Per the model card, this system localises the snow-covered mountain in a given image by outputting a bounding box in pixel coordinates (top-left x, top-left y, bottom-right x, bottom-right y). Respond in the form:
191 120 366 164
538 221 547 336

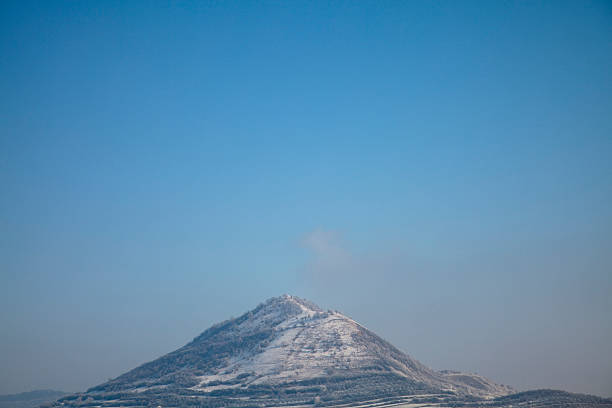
53 296 611 408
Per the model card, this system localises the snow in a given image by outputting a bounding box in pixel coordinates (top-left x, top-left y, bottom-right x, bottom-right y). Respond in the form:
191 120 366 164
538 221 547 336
191 297 375 391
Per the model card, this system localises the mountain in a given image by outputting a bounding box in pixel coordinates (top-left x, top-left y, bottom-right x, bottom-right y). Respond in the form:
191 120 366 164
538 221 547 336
53 295 611 408
0 390 66 408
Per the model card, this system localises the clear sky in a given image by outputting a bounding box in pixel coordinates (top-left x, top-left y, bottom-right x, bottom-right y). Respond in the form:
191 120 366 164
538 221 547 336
1 0 611 398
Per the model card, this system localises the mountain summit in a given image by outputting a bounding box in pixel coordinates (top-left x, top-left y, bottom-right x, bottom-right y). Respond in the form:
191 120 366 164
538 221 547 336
53 296 611 408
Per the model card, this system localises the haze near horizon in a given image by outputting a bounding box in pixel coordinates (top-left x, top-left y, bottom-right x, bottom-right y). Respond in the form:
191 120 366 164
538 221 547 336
1 0 611 399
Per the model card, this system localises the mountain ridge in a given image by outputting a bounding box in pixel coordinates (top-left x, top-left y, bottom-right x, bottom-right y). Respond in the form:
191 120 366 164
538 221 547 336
0 390 67 408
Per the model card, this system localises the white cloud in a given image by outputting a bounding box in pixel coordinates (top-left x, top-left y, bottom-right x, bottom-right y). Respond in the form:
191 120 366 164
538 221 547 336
301 229 353 277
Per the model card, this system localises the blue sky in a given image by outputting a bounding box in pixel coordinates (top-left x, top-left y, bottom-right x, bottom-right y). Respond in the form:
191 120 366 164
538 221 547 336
1 0 611 398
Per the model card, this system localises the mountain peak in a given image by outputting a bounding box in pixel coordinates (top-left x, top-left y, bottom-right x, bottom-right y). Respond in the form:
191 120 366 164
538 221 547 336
261 294 324 315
